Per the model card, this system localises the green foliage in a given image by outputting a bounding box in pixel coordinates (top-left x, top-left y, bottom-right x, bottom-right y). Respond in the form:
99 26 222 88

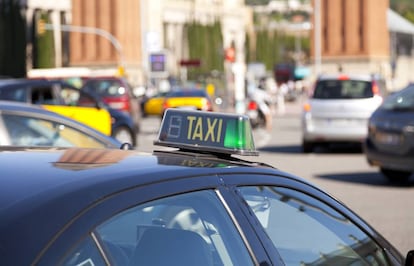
34 12 55 68
390 0 414 23
185 20 223 80
405 12 414 24
245 0 270 5
0 0 26 78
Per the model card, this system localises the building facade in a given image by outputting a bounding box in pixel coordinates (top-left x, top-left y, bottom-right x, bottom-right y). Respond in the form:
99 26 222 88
311 0 391 80
25 0 72 70
67 0 251 88
70 0 143 84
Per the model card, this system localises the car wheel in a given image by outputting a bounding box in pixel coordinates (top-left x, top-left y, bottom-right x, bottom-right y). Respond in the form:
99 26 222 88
380 168 412 184
302 140 314 153
113 126 135 146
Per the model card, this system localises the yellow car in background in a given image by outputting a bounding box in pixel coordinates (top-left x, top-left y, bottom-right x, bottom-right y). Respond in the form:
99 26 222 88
42 105 111 135
142 91 168 117
161 88 214 117
0 79 112 135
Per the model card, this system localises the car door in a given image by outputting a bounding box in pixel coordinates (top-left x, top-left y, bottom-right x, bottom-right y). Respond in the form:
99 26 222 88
38 83 112 136
35 174 271 266
220 173 404 266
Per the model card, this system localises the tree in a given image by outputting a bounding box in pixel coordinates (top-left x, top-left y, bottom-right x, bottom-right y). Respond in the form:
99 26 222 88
390 0 414 23
0 0 26 78
246 28 309 72
34 12 55 68
185 20 223 80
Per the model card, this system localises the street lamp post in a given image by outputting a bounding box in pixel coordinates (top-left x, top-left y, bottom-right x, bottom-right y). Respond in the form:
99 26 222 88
44 23 125 70
314 0 321 76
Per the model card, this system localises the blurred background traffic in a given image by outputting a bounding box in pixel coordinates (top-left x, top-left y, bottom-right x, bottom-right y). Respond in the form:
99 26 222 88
0 0 414 147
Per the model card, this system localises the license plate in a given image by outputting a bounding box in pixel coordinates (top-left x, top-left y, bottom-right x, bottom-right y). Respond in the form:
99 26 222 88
375 132 401 145
324 118 358 126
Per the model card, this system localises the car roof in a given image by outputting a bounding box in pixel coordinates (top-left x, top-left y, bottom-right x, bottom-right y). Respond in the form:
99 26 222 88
82 76 128 83
0 147 280 214
0 149 295 223
0 145 313 264
167 88 209 96
0 78 73 88
317 73 381 82
0 109 322 264
0 99 63 114
0 146 301 223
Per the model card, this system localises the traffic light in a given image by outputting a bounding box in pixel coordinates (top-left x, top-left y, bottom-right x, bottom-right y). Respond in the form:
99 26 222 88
37 19 46 35
117 66 126 77
225 47 235 63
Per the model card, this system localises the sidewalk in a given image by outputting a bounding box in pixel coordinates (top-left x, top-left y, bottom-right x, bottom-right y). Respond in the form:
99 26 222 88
272 95 305 118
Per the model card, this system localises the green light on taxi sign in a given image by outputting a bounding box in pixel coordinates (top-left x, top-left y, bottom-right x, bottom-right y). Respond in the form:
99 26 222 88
154 109 259 156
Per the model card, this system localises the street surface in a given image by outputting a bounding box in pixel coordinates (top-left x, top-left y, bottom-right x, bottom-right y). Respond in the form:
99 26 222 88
137 98 414 256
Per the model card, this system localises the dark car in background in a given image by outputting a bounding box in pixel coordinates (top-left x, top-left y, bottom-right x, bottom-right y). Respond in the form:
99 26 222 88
81 77 141 135
364 83 414 183
161 88 214 117
0 78 138 146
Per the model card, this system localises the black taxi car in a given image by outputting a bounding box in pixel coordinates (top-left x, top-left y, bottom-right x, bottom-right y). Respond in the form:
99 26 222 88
0 109 411 265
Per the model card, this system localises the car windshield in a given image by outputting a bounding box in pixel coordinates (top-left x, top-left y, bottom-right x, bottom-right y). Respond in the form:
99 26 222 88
313 79 372 99
381 85 414 111
83 79 127 97
167 89 208 98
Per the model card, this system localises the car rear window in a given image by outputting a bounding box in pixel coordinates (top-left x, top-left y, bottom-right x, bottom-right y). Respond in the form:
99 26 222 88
313 79 372 99
83 79 126 97
167 89 208 97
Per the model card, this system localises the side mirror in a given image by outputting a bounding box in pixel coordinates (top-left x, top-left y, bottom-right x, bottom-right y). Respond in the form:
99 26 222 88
406 250 414 266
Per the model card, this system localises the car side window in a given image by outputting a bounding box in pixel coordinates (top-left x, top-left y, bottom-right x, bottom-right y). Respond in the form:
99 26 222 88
0 86 27 102
62 190 254 266
60 86 81 106
2 113 108 148
238 186 389 266
60 237 106 266
31 86 56 104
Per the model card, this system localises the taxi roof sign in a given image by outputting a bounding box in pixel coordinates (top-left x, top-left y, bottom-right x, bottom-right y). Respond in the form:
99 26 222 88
154 109 259 156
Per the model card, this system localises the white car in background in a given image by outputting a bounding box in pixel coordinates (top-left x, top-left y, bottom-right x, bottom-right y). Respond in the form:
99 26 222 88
301 73 387 153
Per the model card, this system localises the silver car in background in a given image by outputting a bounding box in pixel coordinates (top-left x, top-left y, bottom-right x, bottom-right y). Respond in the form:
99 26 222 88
301 73 386 153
